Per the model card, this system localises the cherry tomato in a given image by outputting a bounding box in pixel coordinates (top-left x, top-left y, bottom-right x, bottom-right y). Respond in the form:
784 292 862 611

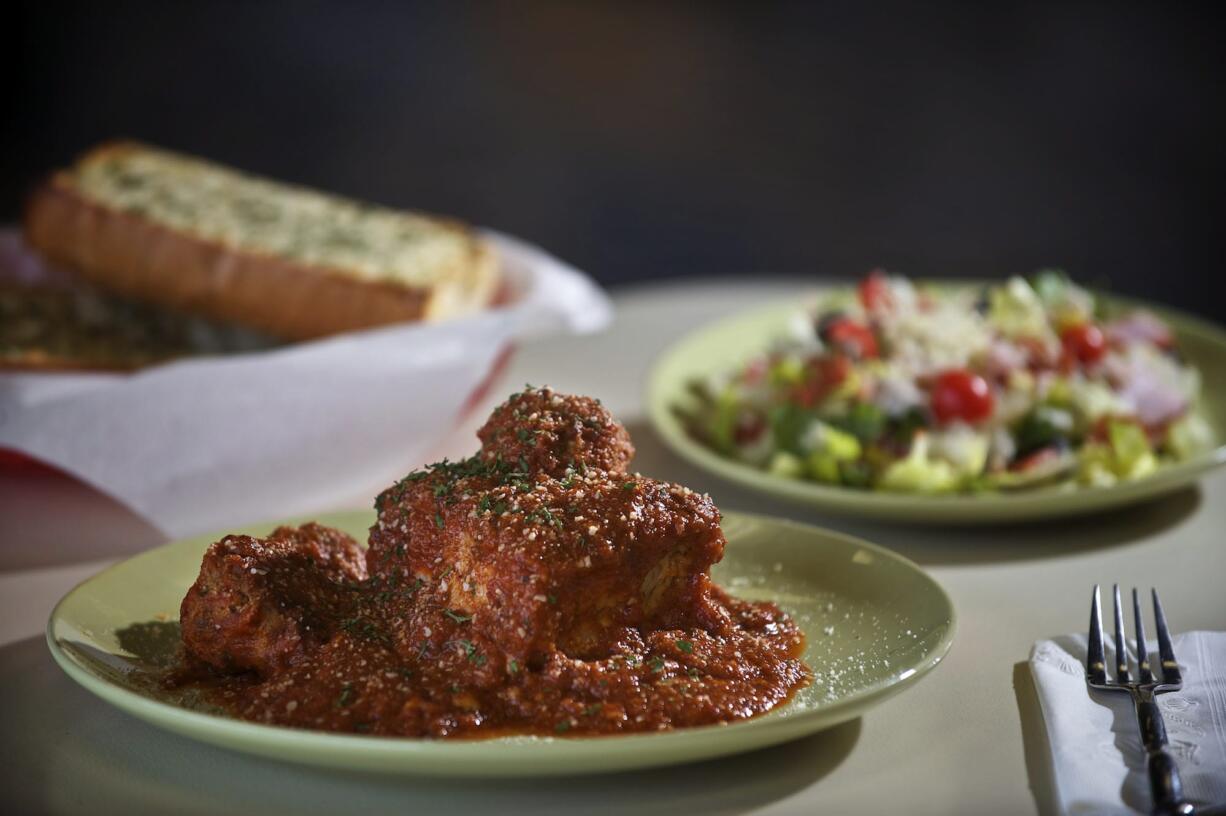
1009 446 1062 473
824 317 879 359
733 412 767 445
792 355 851 407
858 269 893 311
742 357 768 385
1060 322 1107 366
930 369 995 425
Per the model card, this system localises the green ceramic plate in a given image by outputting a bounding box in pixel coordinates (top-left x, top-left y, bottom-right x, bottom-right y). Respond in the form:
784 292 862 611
648 293 1226 524
47 510 953 777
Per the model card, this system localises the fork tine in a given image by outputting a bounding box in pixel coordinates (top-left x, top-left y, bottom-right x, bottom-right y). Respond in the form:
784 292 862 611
1152 588 1182 686
1113 584 1130 683
1087 584 1107 684
1132 588 1152 683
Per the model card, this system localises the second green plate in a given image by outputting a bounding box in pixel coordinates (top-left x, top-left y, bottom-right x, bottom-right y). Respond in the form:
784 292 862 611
647 294 1226 524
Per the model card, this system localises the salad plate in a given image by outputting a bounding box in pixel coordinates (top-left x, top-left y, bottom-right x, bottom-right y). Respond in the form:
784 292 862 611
648 277 1226 523
47 509 954 776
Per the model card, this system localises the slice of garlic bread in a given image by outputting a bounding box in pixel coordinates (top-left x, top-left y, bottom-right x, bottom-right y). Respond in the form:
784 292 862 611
23 142 499 340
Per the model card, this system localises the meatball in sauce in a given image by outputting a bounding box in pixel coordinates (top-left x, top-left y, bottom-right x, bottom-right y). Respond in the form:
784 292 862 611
174 387 809 737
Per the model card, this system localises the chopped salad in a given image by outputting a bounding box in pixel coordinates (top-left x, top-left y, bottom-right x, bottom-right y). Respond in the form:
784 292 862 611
679 271 1213 494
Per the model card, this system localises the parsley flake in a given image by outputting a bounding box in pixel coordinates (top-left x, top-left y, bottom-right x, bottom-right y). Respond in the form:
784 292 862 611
450 639 485 665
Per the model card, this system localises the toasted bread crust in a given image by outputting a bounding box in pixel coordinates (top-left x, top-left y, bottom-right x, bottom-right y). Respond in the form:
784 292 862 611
22 144 499 341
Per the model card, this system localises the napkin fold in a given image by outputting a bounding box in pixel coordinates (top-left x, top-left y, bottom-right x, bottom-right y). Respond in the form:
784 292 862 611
0 229 611 539
1029 631 1226 815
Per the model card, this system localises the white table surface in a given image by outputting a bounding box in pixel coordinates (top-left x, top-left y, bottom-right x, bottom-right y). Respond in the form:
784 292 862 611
3 280 1225 816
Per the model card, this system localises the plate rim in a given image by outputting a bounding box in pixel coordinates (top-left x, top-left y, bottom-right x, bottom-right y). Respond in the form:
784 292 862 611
645 289 1226 523
46 508 956 777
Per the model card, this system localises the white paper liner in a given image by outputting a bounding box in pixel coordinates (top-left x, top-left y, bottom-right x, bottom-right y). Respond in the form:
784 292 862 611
0 229 611 537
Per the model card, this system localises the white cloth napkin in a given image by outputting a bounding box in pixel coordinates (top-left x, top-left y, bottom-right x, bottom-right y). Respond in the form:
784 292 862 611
1030 631 1226 815
0 229 611 538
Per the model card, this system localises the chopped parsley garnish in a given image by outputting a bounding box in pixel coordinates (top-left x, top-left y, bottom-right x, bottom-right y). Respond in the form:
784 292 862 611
622 481 636 490
444 609 472 624
524 506 565 529
434 512 445 529
450 638 485 665
675 639 694 654
554 720 572 734
380 450 549 510
335 683 355 708
507 658 520 675
340 616 391 646
648 656 666 673
547 594 557 605
513 383 537 397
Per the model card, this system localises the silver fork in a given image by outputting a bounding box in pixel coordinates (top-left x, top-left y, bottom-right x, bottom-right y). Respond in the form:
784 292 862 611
1087 584 1193 816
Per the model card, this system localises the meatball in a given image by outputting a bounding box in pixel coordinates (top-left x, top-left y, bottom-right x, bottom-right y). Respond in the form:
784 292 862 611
369 388 719 664
476 386 634 476
180 523 366 676
370 466 725 664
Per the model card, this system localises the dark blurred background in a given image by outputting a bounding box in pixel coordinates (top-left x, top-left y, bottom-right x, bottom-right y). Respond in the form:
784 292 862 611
8 1 1225 319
